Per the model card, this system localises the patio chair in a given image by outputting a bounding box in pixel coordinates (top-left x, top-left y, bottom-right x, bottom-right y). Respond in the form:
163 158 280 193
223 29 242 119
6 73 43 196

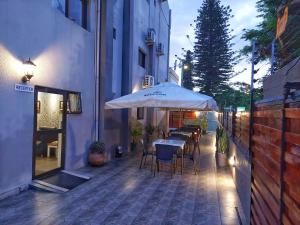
167 134 197 174
191 130 201 174
139 139 154 171
154 144 179 178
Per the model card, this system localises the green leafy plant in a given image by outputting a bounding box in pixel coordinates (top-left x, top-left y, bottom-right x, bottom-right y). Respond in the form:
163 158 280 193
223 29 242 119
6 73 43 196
200 117 208 134
216 127 228 154
89 141 106 154
130 118 143 145
145 124 156 136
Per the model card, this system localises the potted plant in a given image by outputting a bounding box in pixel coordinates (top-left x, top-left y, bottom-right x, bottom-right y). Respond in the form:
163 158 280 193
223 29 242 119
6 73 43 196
200 116 208 134
88 141 106 166
130 118 143 151
145 124 156 143
216 126 228 167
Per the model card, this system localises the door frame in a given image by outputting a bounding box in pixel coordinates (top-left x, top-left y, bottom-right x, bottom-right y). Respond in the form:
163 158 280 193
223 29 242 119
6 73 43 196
32 86 68 179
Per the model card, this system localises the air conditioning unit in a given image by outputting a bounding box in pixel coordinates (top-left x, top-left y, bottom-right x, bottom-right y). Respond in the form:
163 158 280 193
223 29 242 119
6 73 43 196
143 75 154 88
145 28 156 46
156 43 165 56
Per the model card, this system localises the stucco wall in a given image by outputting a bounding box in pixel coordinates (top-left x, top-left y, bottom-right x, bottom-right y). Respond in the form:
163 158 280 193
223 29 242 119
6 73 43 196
0 0 95 195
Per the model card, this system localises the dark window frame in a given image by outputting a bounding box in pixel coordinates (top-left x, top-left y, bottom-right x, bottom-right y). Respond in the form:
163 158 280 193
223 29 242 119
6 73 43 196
137 108 144 120
113 28 117 39
67 91 82 114
64 0 89 30
138 48 146 68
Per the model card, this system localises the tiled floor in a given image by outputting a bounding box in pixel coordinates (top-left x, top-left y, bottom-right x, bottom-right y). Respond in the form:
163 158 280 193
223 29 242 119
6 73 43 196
0 132 246 225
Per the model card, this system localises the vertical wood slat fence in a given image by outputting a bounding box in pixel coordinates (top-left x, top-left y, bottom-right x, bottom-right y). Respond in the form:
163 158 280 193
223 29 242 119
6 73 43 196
219 101 300 225
219 111 250 150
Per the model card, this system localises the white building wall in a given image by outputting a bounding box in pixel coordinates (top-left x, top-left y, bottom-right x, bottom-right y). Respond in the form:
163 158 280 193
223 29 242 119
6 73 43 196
0 0 96 196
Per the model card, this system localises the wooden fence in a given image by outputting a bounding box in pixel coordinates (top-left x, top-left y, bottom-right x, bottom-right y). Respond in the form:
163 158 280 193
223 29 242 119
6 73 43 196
252 102 300 225
219 100 300 225
219 111 250 150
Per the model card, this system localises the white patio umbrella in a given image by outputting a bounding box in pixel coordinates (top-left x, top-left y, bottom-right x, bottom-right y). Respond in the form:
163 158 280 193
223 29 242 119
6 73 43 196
105 82 218 135
105 82 218 111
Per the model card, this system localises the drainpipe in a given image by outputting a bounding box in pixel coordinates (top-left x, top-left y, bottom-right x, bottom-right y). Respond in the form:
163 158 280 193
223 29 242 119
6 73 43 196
166 9 171 82
94 0 101 141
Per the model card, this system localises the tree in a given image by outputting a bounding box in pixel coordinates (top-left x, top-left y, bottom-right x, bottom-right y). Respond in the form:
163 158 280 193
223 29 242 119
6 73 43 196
215 82 263 110
181 50 194 90
193 0 235 98
242 0 300 68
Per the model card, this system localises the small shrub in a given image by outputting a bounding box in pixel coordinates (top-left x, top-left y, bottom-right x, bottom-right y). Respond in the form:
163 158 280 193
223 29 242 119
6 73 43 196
89 141 106 154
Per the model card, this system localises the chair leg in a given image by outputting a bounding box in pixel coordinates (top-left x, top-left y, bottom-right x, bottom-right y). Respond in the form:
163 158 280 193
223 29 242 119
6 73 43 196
139 154 144 169
150 155 153 172
144 154 148 166
181 156 183 175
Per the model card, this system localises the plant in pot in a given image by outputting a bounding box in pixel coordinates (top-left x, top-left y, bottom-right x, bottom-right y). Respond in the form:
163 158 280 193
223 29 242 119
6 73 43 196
145 124 156 143
88 141 106 166
129 117 143 151
216 127 228 167
200 116 208 134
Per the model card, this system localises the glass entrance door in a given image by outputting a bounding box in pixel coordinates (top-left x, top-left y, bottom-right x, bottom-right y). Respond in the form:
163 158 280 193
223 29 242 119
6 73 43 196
33 88 66 177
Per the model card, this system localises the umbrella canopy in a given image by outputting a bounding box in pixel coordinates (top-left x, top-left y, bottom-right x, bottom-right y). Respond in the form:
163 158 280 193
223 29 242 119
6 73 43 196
105 82 218 111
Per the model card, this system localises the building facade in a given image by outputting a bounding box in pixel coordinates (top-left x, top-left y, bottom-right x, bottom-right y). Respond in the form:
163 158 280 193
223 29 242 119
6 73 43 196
0 0 171 198
103 0 171 155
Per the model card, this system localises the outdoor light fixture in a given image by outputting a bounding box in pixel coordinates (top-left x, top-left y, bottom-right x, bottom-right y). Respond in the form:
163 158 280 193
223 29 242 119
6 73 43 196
183 64 189 70
22 58 36 83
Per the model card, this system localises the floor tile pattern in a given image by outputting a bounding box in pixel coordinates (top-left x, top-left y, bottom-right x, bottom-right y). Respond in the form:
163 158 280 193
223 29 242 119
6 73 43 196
0 132 246 225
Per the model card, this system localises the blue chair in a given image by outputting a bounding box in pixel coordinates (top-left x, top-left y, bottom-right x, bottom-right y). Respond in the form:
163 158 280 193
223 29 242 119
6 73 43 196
139 139 154 170
154 144 179 178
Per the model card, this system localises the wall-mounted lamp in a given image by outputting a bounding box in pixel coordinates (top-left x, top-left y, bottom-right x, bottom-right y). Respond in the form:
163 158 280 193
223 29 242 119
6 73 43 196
22 58 36 83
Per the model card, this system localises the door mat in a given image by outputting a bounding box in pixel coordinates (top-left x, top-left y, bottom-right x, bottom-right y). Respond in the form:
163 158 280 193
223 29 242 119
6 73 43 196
37 171 90 191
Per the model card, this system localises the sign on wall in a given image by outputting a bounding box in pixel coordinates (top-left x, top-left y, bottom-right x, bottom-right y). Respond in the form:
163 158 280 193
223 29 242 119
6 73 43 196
15 84 34 93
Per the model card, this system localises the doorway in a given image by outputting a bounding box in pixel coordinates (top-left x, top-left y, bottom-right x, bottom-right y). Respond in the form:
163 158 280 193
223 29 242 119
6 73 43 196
33 87 67 178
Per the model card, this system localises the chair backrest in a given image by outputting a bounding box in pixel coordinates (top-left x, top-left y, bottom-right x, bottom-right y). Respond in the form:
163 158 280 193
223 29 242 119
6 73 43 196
169 133 189 141
155 144 179 161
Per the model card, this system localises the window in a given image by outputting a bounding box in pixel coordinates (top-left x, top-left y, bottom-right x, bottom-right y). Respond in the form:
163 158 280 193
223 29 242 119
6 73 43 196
60 0 89 30
137 108 144 120
67 92 82 114
113 28 117 40
138 49 146 68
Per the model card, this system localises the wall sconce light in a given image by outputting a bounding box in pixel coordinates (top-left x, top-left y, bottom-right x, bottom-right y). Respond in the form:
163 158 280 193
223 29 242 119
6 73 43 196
22 58 36 83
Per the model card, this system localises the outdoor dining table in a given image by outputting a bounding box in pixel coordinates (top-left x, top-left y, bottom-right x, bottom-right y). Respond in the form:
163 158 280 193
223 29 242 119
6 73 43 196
152 139 186 174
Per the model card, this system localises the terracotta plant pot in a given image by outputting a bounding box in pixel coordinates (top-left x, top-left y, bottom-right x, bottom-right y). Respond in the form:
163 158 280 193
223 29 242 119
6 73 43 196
216 152 227 167
89 153 106 166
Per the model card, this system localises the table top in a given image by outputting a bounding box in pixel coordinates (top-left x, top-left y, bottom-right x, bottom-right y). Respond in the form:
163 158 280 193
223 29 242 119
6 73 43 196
152 139 186 149
170 131 193 137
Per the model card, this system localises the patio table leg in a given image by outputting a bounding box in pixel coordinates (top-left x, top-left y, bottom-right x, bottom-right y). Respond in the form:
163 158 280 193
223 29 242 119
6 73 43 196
181 151 183 175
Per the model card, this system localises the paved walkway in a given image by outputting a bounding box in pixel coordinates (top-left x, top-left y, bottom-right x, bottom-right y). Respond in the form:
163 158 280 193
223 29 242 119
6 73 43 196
0 132 246 225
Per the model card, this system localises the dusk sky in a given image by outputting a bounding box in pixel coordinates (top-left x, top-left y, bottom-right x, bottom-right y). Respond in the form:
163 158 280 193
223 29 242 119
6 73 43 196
168 0 267 85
